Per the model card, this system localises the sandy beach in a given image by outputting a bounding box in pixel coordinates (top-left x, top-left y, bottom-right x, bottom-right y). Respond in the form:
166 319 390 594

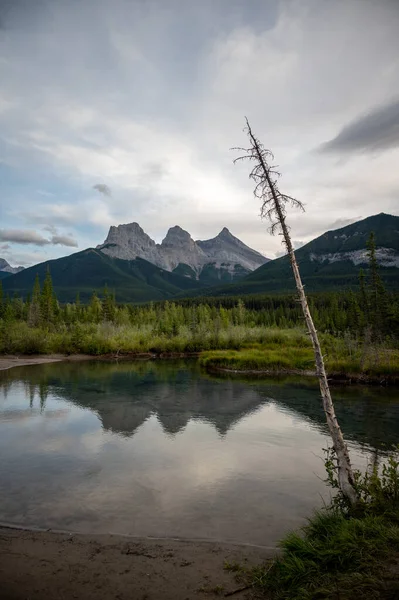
0 525 271 599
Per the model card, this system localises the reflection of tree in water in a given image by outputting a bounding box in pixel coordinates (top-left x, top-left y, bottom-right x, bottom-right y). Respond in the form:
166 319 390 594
0 360 399 450
249 380 399 453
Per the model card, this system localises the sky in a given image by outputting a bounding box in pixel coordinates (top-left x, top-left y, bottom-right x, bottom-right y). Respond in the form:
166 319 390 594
0 0 399 267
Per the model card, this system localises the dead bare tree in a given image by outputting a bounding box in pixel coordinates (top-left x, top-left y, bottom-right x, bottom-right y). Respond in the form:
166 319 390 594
234 119 358 507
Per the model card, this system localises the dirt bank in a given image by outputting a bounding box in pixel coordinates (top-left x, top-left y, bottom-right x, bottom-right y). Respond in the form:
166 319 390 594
0 526 271 600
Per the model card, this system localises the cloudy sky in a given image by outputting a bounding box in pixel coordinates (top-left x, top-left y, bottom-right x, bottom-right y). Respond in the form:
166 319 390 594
1 0 398 267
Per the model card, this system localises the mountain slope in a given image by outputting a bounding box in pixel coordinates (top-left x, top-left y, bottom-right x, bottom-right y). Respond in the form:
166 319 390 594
182 213 399 297
97 222 269 283
2 249 205 303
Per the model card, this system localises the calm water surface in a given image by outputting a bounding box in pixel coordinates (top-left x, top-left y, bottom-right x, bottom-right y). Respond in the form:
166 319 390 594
1 360 398 546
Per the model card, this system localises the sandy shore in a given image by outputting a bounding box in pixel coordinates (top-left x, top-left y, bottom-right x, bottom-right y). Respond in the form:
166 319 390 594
0 354 96 371
0 526 271 600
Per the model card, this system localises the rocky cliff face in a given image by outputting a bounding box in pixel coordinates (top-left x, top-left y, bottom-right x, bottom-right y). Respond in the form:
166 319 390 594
97 223 269 282
0 258 24 275
197 227 267 272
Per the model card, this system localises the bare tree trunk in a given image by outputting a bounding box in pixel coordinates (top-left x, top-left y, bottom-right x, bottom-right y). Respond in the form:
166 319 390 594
282 223 358 506
235 120 358 506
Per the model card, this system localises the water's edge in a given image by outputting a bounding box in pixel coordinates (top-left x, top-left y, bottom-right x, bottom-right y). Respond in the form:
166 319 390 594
1 354 398 385
0 521 277 550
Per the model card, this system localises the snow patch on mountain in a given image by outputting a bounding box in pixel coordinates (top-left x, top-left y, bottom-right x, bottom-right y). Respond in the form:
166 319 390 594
309 247 399 267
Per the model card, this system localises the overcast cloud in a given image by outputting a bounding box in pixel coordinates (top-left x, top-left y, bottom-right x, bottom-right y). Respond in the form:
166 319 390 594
0 0 398 266
0 229 78 248
322 98 399 153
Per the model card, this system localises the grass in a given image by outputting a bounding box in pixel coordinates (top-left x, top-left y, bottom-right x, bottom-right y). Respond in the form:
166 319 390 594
0 321 273 355
1 322 399 381
251 511 399 599
242 452 399 599
199 331 399 380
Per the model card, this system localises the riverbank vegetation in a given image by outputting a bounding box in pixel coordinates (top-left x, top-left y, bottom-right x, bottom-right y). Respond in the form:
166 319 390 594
241 449 399 599
199 338 399 380
0 238 398 381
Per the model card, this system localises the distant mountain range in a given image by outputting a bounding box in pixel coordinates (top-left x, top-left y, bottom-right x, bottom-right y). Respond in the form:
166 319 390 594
97 223 269 282
2 213 399 302
1 224 268 302
193 213 399 297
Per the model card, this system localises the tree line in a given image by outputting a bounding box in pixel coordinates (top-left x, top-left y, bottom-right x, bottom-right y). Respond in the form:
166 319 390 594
0 232 398 341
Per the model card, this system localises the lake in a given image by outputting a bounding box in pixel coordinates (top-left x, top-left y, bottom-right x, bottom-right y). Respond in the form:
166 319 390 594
1 359 398 546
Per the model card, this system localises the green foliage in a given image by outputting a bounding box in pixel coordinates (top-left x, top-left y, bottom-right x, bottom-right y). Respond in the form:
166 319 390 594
249 449 399 599
0 268 398 360
356 232 391 340
324 447 399 519
200 332 399 379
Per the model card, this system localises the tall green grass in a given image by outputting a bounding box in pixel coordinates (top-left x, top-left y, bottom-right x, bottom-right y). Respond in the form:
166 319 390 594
199 332 399 378
252 511 399 600
247 452 399 599
0 321 277 355
2 321 399 379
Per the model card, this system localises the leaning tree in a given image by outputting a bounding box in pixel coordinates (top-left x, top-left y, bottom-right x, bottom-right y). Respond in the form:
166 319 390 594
234 119 358 506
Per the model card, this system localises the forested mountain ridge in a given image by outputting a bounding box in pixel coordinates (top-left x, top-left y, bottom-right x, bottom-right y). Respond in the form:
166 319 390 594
187 213 399 297
1 249 205 303
2 213 398 302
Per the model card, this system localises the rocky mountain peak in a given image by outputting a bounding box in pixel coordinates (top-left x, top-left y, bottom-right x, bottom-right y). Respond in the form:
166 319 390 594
217 227 233 238
162 226 193 247
101 222 156 248
97 221 269 281
0 258 25 274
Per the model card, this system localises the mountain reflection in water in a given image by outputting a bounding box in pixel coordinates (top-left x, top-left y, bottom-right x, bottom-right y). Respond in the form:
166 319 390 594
0 359 398 545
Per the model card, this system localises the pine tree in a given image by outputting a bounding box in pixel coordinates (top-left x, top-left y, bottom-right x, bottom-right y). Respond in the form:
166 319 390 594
40 268 55 323
358 268 368 323
366 232 388 336
89 292 103 322
0 281 3 319
28 274 42 326
103 285 116 321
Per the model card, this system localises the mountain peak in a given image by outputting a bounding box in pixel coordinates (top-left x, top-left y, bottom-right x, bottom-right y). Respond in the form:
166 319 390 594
97 221 268 279
0 258 11 270
217 227 233 239
0 258 24 274
162 226 193 246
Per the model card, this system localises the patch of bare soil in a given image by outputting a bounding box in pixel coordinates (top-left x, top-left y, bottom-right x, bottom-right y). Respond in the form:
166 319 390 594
0 527 272 600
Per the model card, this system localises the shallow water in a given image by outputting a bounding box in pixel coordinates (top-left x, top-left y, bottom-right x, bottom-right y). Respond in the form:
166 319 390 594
0 360 398 546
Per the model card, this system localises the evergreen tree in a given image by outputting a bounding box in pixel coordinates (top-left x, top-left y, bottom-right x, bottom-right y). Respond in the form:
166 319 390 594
0 280 3 319
40 268 55 323
28 274 42 326
358 268 368 325
366 232 388 336
103 285 116 321
89 292 103 322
